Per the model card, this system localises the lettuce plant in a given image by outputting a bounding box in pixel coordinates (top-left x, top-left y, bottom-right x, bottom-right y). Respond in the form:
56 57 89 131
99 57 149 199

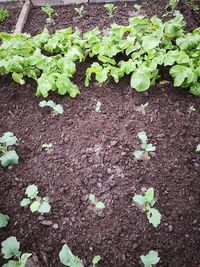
133 188 161 227
20 184 51 213
88 194 105 209
104 4 117 16
1 236 31 267
0 132 19 168
133 131 156 160
0 213 9 228
39 100 64 115
140 250 160 267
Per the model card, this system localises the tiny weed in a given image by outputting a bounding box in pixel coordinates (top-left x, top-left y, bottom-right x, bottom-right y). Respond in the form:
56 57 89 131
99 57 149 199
134 4 141 12
42 143 53 151
0 8 8 23
39 100 64 115
42 4 57 24
0 132 19 168
196 144 200 152
140 250 160 267
1 236 31 267
20 185 51 213
95 101 102 113
133 131 156 160
74 5 85 17
0 213 9 228
133 187 161 227
164 0 179 15
140 102 149 115
186 0 199 14
88 194 105 209
104 3 117 16
188 105 196 113
92 255 102 266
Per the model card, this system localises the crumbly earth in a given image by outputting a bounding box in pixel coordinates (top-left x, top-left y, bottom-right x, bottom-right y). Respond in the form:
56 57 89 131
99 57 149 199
0 1 200 267
0 7 21 32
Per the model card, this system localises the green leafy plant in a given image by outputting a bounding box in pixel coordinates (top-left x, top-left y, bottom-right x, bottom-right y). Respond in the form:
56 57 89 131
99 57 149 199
104 3 117 16
92 255 102 266
88 194 105 209
59 244 84 267
39 100 64 115
133 187 161 227
42 4 57 24
133 131 156 160
1 236 31 267
0 132 19 168
20 184 51 213
0 8 8 23
140 250 160 267
196 144 200 152
74 5 85 17
42 143 53 151
134 4 141 12
164 0 179 15
0 213 9 228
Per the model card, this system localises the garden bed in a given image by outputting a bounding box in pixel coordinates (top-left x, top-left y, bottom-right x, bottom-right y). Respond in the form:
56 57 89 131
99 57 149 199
0 1 200 267
0 7 21 32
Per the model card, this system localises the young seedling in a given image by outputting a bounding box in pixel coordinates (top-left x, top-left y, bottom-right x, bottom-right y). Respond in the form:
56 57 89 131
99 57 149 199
133 131 156 160
0 132 19 168
42 4 57 24
42 143 53 151
140 102 149 115
134 4 141 12
0 213 9 228
0 8 8 23
188 105 196 113
133 187 161 227
140 250 160 267
95 101 102 113
59 244 84 267
92 255 102 266
1 236 31 267
164 0 179 16
39 100 64 115
88 194 105 209
104 3 117 16
74 5 85 18
20 184 51 213
196 144 200 152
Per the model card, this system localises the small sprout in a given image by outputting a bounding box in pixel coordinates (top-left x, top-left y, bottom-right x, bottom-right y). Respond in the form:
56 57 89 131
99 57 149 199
0 132 19 168
188 105 196 113
42 143 53 151
140 250 160 267
95 101 102 113
88 194 105 209
0 213 9 228
134 4 141 12
1 236 31 266
196 144 200 152
20 185 51 213
104 3 117 16
42 4 58 24
133 131 156 160
92 255 102 266
74 5 85 17
140 102 149 115
133 188 161 227
159 80 170 85
59 244 83 267
39 100 64 115
164 0 179 16
0 8 8 23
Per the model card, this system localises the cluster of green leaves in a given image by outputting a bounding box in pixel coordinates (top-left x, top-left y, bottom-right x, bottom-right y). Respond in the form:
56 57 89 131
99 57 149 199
0 213 9 228
20 184 51 213
59 244 101 267
1 236 31 267
133 188 161 227
133 131 156 160
0 12 199 97
140 250 160 267
42 4 58 24
0 132 19 167
74 5 85 18
104 3 117 16
0 8 8 23
88 194 105 209
39 100 64 114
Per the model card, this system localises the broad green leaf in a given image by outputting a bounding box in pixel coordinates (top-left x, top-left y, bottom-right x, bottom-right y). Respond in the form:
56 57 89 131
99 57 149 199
147 208 161 227
0 132 17 146
131 72 150 92
140 250 160 267
0 213 9 228
20 198 31 207
12 72 25 85
38 201 51 213
145 188 154 203
0 151 19 168
133 150 144 159
138 131 148 144
96 202 105 209
59 244 84 267
143 143 156 152
92 255 102 265
1 236 21 259
88 194 96 202
19 253 32 267
142 36 160 51
54 104 64 114
133 194 145 206
196 144 200 152
30 200 41 213
25 185 38 199
170 65 195 87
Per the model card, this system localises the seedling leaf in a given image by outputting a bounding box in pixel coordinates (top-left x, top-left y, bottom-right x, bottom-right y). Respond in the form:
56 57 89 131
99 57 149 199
30 200 41 213
20 198 31 207
133 195 145 206
145 188 154 203
92 255 101 265
1 236 21 259
88 194 96 202
138 131 148 144
59 244 84 267
196 144 200 152
147 208 161 227
0 151 19 168
133 150 144 159
140 250 160 267
38 201 51 213
25 185 38 199
0 132 17 146
0 213 9 228
96 202 105 209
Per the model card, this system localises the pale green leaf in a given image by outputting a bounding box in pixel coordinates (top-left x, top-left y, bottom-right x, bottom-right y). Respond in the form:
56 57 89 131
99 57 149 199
138 131 148 144
0 132 17 146
30 201 41 213
133 150 144 159
140 250 160 267
92 255 102 265
0 151 19 168
95 202 105 209
196 144 200 152
142 36 160 51
59 244 83 267
1 236 21 259
25 185 38 199
145 188 154 203
20 198 31 207
88 194 96 202
133 194 145 206
131 72 150 92
0 213 9 228
38 201 51 213
147 208 161 227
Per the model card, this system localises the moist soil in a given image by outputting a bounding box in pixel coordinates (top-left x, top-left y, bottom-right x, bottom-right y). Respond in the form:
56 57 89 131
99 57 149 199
0 7 21 32
1 1 200 267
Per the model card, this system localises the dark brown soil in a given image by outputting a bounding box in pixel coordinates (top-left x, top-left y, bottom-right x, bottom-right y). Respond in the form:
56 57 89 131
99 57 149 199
1 1 200 267
0 7 21 32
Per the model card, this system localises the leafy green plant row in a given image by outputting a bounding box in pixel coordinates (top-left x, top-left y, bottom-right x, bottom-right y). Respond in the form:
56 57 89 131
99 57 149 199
0 12 199 98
